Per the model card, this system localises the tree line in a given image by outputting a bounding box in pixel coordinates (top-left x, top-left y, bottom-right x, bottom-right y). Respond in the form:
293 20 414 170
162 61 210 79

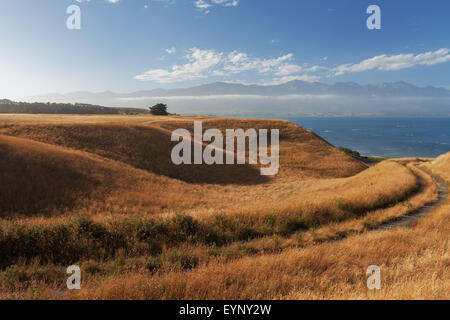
0 99 148 115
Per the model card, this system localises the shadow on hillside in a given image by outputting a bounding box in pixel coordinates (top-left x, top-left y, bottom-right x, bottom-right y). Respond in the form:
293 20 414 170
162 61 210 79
0 135 100 216
8 125 270 185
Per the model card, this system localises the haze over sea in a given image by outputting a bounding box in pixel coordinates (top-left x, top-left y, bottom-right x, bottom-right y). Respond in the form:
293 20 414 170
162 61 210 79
279 117 450 158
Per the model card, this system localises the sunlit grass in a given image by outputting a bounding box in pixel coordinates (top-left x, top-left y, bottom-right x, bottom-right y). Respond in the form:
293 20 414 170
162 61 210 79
0 114 446 299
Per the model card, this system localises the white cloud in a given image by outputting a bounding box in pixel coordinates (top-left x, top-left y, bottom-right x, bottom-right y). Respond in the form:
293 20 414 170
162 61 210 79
135 48 309 83
195 0 239 13
223 51 297 75
195 0 211 10
333 48 450 76
165 47 177 54
106 0 120 3
135 47 450 85
275 64 302 76
135 48 223 83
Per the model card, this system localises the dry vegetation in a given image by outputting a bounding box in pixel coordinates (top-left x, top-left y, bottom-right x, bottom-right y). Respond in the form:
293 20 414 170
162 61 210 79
0 114 447 299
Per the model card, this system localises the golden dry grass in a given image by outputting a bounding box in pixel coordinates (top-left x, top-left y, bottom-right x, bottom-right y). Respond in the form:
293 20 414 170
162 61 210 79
0 115 417 227
65 154 449 300
0 114 446 300
0 115 373 221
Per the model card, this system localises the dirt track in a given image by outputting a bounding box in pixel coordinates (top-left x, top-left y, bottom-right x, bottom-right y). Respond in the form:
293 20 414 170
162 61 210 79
378 170 448 230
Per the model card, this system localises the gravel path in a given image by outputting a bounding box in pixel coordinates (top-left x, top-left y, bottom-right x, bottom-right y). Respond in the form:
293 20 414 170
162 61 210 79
378 172 448 230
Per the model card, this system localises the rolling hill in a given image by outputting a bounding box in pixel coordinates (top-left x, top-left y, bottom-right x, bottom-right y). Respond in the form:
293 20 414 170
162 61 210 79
0 114 446 300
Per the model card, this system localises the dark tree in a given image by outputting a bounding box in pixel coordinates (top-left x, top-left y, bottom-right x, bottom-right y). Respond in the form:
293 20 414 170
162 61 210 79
149 103 169 116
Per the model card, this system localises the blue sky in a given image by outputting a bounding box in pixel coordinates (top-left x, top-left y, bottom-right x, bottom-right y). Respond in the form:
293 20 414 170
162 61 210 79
1 0 450 99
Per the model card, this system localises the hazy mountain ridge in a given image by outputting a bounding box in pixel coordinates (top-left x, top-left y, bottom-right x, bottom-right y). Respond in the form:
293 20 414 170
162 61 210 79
28 80 450 103
22 81 450 117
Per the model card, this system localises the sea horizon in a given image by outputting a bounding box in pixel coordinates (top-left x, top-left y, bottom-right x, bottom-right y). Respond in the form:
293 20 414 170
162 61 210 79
226 115 450 158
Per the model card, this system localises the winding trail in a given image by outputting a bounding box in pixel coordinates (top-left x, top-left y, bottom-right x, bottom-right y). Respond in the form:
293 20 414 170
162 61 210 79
292 164 449 238
378 170 448 230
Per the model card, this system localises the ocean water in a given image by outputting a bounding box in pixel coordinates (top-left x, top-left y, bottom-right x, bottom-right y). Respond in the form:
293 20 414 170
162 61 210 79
282 117 450 158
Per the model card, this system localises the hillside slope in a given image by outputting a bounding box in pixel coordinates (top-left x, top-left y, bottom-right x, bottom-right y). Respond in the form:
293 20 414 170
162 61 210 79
0 134 196 217
2 115 441 300
0 116 419 224
3 117 367 182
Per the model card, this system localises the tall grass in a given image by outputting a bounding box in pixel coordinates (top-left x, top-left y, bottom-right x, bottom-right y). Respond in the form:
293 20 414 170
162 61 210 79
0 115 442 299
70 155 450 300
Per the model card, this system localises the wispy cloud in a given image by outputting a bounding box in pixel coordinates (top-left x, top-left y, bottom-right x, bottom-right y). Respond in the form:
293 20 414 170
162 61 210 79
135 48 223 83
332 48 450 76
134 48 312 83
222 52 297 74
165 47 177 54
135 47 450 84
195 0 239 13
90 0 237 11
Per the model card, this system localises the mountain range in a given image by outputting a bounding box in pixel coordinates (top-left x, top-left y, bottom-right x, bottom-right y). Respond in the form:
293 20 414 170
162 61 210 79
28 80 450 104
24 80 450 117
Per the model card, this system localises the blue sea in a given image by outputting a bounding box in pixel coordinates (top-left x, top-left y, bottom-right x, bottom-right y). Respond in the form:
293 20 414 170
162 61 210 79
282 117 450 158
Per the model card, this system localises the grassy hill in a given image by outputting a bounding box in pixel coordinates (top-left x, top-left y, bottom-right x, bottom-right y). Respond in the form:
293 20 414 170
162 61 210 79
0 114 446 299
